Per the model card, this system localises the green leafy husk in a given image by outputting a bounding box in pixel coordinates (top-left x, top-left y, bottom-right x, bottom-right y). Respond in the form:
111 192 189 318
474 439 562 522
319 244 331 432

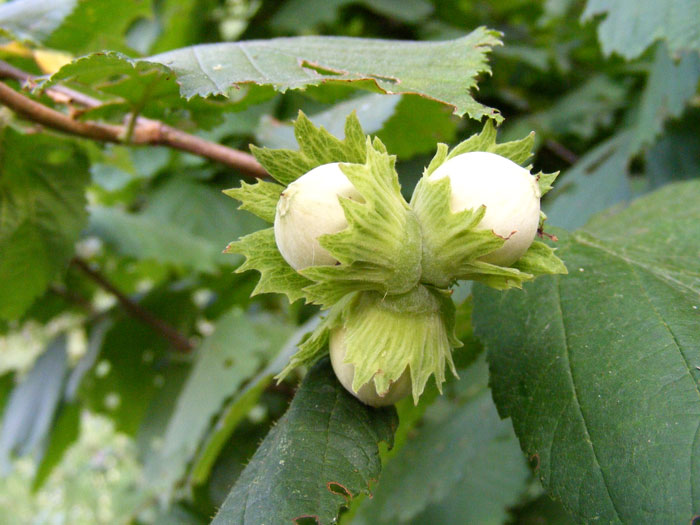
225 112 421 308
301 138 422 305
411 120 567 288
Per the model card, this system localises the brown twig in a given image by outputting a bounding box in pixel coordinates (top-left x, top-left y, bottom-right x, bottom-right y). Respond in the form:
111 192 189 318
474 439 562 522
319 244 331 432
71 257 194 353
0 60 268 178
545 138 579 165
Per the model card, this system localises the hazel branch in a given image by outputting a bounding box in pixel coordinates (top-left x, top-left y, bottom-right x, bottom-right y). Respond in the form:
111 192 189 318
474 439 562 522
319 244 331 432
0 60 268 178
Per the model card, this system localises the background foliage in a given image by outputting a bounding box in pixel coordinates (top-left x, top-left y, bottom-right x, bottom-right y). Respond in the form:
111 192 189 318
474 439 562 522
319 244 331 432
0 0 698 523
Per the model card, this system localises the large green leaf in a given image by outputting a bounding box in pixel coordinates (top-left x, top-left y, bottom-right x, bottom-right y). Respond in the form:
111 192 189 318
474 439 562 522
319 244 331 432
148 29 502 120
353 357 529 524
0 129 89 320
583 0 700 59
212 358 398 525
473 180 700 522
144 309 293 496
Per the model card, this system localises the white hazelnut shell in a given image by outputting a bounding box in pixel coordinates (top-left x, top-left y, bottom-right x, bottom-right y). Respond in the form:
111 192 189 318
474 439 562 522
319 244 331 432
329 328 411 407
274 163 362 270
429 151 541 266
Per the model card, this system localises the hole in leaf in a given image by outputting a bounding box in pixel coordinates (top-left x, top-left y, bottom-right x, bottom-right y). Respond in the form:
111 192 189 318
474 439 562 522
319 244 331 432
300 60 343 77
293 515 320 525
691 515 700 525
327 481 351 501
529 453 540 471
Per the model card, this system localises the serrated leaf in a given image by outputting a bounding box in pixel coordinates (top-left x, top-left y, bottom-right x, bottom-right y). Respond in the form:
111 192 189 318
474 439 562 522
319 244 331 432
212 358 397 525
473 179 700 523
223 179 283 224
44 52 253 129
582 0 700 59
148 29 503 121
227 228 313 303
145 309 293 496
251 111 367 185
354 358 529 525
0 129 89 320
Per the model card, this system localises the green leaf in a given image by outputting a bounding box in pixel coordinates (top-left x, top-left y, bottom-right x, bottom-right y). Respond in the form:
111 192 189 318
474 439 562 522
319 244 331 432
212 358 397 525
473 180 700 522
144 309 293 496
148 29 503 121
354 358 529 524
0 335 68 473
545 132 633 230
271 0 434 31
582 0 700 59
45 0 152 55
142 176 267 249
227 228 314 303
223 180 284 224
0 0 75 44
32 402 80 491
629 42 700 152
0 129 89 320
87 206 224 272
45 52 254 129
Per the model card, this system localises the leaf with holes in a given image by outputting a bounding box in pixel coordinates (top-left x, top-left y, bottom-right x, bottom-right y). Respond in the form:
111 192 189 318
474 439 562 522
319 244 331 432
473 180 700 523
212 358 397 525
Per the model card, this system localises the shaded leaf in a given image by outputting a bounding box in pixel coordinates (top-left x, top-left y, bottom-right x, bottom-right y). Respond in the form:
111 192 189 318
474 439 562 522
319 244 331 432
474 180 700 522
0 335 68 473
87 206 225 272
0 0 75 44
212 358 397 525
45 0 152 55
583 0 700 59
32 402 80 491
